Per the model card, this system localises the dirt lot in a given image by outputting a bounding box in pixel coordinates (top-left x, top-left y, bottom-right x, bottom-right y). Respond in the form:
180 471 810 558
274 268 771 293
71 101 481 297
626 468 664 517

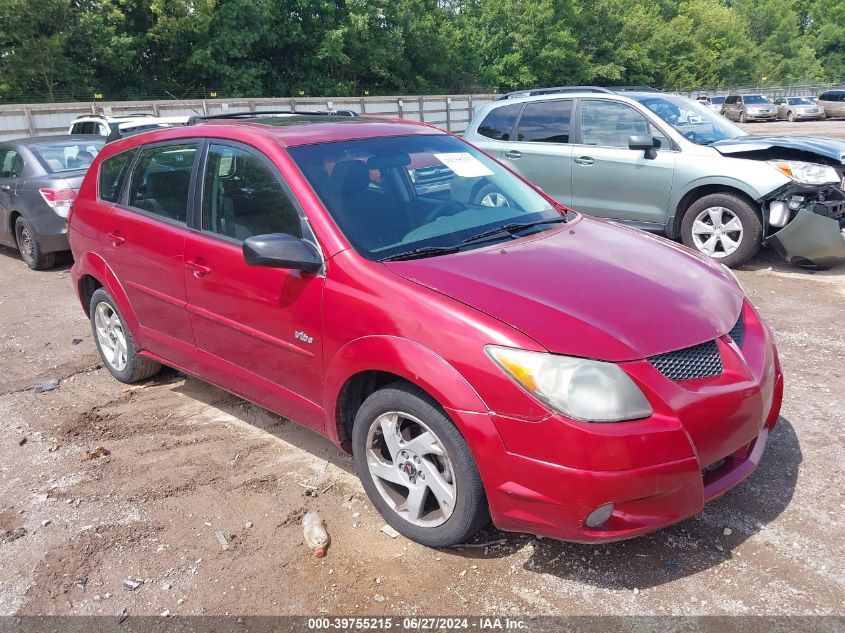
0 120 844 620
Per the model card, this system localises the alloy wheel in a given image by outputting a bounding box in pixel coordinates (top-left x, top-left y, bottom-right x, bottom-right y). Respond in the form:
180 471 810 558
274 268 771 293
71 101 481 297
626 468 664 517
365 411 456 528
480 192 509 207
94 302 129 371
690 206 744 258
17 226 35 267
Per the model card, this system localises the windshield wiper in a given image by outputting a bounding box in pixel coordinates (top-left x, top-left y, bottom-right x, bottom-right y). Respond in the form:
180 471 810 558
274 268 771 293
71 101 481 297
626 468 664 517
460 216 569 245
379 245 462 262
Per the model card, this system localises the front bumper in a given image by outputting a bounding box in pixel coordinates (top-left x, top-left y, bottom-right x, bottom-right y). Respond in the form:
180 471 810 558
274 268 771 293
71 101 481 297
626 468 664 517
745 112 777 121
456 303 783 543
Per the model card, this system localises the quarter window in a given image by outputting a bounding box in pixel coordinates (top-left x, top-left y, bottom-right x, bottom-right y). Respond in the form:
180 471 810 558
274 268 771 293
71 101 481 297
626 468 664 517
127 144 197 224
580 101 665 149
477 104 522 141
515 100 573 143
201 144 302 240
98 150 134 202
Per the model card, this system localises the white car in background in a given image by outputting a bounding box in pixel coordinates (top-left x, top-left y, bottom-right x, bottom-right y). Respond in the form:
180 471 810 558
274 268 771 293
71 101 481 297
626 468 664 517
68 114 190 141
696 95 727 114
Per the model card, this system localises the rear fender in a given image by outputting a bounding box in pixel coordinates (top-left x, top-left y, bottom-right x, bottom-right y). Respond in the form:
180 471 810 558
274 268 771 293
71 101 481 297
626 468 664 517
74 251 140 333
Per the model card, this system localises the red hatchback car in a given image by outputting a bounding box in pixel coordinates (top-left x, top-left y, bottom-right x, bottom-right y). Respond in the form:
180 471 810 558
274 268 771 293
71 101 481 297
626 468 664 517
69 112 783 547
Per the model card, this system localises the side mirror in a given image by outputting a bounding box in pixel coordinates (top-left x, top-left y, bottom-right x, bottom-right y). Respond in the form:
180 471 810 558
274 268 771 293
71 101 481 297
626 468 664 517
628 135 658 159
243 233 322 273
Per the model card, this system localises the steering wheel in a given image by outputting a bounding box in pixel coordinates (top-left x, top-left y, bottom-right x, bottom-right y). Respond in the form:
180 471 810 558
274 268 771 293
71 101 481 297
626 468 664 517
422 200 465 225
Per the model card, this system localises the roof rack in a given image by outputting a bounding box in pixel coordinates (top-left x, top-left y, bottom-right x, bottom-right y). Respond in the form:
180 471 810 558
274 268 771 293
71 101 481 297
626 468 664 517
191 109 359 123
495 86 614 100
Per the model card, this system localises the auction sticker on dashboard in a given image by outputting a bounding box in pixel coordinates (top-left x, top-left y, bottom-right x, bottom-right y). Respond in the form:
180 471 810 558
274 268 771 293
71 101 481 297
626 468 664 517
434 152 494 178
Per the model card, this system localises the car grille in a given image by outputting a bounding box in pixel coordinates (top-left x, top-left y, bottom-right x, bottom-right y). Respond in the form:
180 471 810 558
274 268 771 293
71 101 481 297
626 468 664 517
649 340 723 381
728 313 745 347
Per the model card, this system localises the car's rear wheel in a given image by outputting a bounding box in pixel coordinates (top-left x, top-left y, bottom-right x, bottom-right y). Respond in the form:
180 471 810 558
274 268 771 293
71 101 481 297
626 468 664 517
352 382 489 547
681 193 762 268
15 217 54 270
89 288 161 383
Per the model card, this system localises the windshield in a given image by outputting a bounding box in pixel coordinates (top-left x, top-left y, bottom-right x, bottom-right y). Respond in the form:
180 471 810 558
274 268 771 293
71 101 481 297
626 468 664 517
629 94 748 145
288 134 560 261
743 95 771 105
32 140 104 173
788 98 813 106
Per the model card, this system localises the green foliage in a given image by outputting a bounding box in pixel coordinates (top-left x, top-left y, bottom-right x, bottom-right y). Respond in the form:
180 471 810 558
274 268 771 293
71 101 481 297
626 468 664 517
0 0 841 102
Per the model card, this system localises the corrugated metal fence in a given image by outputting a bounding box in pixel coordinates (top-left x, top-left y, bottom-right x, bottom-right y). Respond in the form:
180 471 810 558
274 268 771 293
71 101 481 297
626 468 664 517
0 95 497 141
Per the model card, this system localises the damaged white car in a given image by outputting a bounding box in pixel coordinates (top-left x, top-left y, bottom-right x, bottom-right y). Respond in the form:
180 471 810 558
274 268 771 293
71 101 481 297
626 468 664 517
465 89 845 268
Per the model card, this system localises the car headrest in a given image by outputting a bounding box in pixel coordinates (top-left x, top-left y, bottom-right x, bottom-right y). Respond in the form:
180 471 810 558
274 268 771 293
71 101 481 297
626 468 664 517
331 160 369 194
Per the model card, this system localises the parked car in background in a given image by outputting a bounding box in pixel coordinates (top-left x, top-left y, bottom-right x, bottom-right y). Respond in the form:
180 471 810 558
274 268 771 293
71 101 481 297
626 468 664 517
69 112 782 547
773 97 825 121
696 95 726 114
465 87 845 268
68 114 190 142
817 89 845 119
0 135 104 269
721 94 778 122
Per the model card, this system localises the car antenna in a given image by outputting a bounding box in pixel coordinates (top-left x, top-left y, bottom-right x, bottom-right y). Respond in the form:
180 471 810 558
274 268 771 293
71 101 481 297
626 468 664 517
164 90 203 118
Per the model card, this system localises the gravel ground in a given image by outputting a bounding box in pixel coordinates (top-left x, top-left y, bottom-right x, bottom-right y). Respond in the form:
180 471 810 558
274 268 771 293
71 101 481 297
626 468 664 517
0 119 843 620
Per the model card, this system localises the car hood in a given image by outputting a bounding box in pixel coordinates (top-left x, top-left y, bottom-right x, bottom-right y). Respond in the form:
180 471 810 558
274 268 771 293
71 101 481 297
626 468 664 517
384 217 744 362
712 136 845 165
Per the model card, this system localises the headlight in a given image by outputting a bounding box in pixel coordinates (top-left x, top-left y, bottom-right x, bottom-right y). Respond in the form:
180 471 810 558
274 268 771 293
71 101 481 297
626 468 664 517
768 160 840 185
485 346 653 422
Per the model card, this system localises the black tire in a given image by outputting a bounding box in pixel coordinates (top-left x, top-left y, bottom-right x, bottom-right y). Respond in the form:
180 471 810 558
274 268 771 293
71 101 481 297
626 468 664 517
352 382 489 547
787 111 794 122
15 216 54 270
89 288 161 383
681 192 762 268
739 112 746 123
472 183 511 208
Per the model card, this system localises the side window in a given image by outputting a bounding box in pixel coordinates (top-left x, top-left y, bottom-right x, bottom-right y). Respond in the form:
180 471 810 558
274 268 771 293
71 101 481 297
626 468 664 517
201 144 302 240
515 100 572 143
70 123 82 134
98 150 134 202
580 100 665 149
0 149 23 178
127 144 197 224
477 104 522 141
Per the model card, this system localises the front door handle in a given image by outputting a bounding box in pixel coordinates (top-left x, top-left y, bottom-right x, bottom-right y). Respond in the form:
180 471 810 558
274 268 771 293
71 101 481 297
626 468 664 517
186 258 212 277
106 231 125 247
574 156 595 166
504 150 522 160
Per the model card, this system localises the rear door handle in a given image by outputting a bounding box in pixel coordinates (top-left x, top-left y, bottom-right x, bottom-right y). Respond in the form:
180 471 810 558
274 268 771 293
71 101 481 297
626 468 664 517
574 156 595 166
106 231 125 247
504 150 522 160
186 258 212 277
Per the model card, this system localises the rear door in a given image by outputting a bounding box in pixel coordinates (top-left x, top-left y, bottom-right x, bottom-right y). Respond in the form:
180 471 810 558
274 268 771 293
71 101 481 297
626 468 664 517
469 102 523 159
183 141 325 430
568 99 675 224
500 99 574 206
104 141 199 368
0 146 24 247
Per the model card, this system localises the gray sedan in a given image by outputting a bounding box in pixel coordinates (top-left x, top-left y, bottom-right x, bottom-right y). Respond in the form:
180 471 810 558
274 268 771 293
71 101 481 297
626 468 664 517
0 135 104 269
773 97 825 121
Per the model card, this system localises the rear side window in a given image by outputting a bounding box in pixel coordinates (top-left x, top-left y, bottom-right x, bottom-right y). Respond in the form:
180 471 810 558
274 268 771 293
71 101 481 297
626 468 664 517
0 148 23 178
98 150 134 202
201 144 302 240
515 100 573 143
127 144 197 224
71 121 97 135
477 104 522 141
819 92 833 101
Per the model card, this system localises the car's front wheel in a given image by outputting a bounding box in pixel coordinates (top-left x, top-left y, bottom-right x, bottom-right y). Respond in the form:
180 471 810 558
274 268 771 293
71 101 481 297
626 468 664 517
89 288 162 383
473 183 511 208
15 217 54 270
681 193 762 268
352 382 489 547
787 111 795 122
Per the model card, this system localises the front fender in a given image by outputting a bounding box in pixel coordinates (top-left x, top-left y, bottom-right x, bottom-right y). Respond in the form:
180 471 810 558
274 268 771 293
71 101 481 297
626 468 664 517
323 335 490 444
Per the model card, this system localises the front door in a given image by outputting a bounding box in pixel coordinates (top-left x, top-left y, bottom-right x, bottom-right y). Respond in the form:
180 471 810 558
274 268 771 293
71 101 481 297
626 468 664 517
183 142 325 429
105 141 199 368
569 99 675 225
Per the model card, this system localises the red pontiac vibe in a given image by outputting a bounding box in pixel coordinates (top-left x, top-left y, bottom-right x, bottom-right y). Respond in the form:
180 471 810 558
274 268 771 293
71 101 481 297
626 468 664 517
68 112 783 547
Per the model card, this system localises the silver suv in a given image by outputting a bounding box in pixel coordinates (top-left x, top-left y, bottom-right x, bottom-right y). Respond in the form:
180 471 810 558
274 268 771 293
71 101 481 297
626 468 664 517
464 87 845 268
